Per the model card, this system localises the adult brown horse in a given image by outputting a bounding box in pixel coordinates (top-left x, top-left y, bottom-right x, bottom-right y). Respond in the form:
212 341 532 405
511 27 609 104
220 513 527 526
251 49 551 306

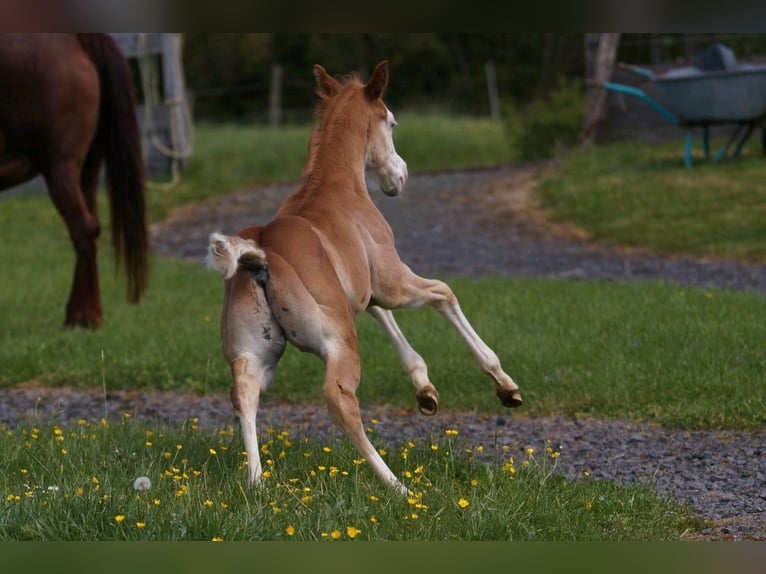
207 61 523 495
0 33 147 329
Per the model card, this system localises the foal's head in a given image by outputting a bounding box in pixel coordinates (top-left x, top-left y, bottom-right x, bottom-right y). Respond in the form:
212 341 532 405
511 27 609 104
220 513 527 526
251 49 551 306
311 61 408 196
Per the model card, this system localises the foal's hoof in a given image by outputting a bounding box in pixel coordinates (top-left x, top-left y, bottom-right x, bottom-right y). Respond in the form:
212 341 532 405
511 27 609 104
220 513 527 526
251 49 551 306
416 387 439 416
497 388 523 408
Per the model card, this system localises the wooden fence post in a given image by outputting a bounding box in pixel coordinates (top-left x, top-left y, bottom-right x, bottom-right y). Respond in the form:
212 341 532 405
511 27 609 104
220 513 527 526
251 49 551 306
269 64 283 127
485 61 501 121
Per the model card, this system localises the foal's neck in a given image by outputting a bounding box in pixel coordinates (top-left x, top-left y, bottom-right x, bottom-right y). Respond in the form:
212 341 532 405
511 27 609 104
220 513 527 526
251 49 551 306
304 112 369 197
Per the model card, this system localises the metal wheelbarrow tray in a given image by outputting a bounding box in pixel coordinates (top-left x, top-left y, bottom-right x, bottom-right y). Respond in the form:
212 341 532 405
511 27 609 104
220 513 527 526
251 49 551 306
601 50 766 167
654 65 766 123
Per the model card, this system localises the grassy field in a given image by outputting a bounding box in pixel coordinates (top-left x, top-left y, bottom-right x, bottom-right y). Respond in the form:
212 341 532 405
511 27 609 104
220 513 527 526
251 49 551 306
539 139 766 261
1 115 764 540
0 417 702 541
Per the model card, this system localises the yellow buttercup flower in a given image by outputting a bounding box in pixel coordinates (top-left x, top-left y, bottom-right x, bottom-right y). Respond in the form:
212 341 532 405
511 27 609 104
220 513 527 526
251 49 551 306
286 525 296 536
330 530 341 540
114 515 125 524
346 526 362 539
457 498 470 508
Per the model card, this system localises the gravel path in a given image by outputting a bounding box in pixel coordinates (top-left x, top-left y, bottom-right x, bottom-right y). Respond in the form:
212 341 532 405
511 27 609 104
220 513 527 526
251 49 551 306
151 165 766 293
4 165 765 540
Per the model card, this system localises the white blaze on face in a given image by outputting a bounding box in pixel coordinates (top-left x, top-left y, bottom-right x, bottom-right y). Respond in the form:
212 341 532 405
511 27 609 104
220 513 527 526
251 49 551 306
365 107 408 196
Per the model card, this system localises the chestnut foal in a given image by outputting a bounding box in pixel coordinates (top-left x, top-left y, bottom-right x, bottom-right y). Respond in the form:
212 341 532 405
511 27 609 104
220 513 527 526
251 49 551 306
207 61 522 495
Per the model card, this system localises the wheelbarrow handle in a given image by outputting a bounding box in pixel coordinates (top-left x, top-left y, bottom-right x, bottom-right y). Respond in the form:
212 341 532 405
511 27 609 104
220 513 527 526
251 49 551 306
600 81 681 126
618 62 654 79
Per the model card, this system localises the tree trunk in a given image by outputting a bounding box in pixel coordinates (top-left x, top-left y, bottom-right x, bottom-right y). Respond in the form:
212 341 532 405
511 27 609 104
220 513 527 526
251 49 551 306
580 33 621 148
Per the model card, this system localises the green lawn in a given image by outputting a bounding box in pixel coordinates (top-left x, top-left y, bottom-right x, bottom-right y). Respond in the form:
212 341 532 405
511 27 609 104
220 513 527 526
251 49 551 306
538 139 766 261
0 417 702 541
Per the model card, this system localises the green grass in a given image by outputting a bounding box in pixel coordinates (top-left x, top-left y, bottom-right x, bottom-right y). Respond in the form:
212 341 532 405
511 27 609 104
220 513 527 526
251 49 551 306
0 418 702 541
539 139 766 261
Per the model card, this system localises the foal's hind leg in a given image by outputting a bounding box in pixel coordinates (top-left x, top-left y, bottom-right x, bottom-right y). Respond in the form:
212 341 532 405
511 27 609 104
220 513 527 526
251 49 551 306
367 305 439 415
229 353 279 484
261 256 408 495
322 341 409 495
221 272 286 485
381 271 522 408
44 159 102 328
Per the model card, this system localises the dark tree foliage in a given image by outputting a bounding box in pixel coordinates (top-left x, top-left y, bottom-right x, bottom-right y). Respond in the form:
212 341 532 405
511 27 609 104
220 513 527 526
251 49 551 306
182 33 766 122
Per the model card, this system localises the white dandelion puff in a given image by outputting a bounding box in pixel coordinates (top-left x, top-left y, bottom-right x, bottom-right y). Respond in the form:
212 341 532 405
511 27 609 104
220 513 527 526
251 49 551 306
133 476 152 491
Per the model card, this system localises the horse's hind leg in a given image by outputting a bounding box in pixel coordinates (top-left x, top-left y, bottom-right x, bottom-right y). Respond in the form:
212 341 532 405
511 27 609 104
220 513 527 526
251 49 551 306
229 353 279 484
322 341 409 495
367 305 439 416
221 272 286 485
382 272 522 408
44 160 102 328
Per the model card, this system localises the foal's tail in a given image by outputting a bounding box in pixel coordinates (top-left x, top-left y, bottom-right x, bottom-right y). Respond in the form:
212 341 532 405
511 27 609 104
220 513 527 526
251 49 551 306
78 33 148 304
207 233 268 281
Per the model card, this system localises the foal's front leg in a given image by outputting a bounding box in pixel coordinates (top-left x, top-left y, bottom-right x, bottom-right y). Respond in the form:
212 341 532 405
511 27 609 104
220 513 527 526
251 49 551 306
366 305 440 415
383 272 522 408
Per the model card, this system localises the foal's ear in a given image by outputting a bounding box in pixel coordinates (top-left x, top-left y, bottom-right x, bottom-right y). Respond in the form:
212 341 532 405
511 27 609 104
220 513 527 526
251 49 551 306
365 61 389 101
314 65 341 97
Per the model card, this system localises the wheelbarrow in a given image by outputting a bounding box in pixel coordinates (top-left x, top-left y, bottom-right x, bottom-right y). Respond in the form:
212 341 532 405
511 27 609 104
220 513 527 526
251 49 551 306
598 44 766 167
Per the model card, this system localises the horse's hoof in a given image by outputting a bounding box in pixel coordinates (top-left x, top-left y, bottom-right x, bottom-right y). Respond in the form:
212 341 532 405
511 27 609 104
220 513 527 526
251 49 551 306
416 388 439 416
497 388 523 408
65 312 102 330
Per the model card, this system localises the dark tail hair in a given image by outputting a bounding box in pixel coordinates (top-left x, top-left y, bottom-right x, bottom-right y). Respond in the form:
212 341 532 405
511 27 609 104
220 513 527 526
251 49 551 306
77 33 148 303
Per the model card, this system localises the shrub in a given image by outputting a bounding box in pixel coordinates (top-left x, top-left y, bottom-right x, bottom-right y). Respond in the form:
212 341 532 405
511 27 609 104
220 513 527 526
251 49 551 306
504 80 585 160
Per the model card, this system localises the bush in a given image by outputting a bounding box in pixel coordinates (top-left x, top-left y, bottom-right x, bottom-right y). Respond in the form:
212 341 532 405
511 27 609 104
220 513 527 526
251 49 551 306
504 80 585 160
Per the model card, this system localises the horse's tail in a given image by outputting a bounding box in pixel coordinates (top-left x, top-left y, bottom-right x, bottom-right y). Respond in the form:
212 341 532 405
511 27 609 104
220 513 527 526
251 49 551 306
207 233 268 282
77 33 148 304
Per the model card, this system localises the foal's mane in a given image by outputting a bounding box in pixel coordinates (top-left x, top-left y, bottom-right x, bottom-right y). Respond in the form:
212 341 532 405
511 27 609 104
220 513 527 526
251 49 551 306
301 72 365 181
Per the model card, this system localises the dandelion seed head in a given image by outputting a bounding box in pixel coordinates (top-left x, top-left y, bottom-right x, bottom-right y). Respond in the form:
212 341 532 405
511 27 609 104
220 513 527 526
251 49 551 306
133 476 152 491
